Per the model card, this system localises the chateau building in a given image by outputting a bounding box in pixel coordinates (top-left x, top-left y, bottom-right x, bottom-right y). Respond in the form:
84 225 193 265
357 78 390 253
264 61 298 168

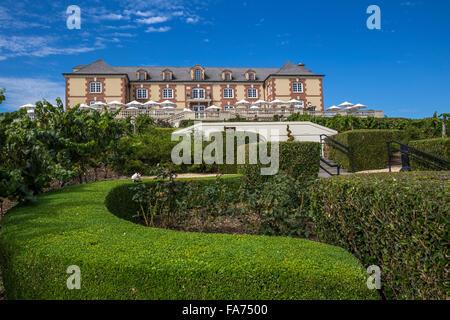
63 59 325 112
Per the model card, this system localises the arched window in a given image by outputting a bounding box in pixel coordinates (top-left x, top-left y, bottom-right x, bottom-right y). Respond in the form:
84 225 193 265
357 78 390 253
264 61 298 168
249 74 255 81
225 73 230 81
162 88 174 99
194 69 202 81
136 88 148 99
89 81 102 93
247 88 258 98
223 88 234 98
192 88 205 99
292 82 303 93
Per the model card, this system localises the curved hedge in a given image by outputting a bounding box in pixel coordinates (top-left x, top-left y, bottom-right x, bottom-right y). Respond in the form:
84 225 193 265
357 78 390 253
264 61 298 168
0 178 378 300
311 172 449 299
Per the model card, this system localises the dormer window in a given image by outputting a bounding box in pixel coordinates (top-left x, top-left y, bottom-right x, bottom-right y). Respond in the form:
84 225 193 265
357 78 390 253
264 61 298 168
137 69 147 81
222 70 232 81
191 65 204 80
162 69 173 81
246 70 256 81
195 69 202 80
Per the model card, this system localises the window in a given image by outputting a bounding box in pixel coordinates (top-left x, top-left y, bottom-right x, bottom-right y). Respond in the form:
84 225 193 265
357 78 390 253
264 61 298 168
247 88 258 98
89 101 96 106
136 88 148 99
162 88 173 99
224 105 234 110
89 81 102 93
225 73 231 81
164 73 170 81
292 82 303 93
139 73 145 81
194 69 202 80
249 73 255 81
268 85 272 96
192 88 205 99
223 88 234 98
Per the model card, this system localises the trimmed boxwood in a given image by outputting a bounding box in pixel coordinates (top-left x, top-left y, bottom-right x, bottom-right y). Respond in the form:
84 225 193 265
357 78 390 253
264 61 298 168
409 138 450 171
328 129 407 171
239 141 321 181
0 178 378 300
105 175 243 222
310 172 449 300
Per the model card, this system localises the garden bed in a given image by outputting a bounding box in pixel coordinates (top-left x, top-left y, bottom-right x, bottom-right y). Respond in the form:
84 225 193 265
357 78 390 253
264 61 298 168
0 178 377 300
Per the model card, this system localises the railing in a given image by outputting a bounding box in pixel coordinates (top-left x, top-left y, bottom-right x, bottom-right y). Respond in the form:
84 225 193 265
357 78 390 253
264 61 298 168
320 157 342 176
387 141 450 171
320 134 355 173
114 108 384 122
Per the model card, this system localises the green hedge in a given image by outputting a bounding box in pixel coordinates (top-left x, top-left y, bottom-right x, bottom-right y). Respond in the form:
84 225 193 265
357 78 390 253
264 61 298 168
311 172 449 300
105 175 242 222
409 138 450 171
239 141 321 181
0 179 378 300
328 129 407 171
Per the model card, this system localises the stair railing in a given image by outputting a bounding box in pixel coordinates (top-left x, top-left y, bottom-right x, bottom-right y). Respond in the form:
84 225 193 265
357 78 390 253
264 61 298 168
320 134 355 173
387 141 450 172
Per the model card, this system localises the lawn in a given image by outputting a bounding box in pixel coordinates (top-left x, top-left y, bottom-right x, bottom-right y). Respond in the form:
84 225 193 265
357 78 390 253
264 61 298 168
0 177 379 300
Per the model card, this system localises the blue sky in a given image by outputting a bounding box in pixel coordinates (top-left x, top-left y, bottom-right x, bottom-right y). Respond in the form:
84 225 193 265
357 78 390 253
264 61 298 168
0 0 449 118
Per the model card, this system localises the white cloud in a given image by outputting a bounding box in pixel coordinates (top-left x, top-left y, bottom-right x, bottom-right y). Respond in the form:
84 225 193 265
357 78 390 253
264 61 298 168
0 77 65 111
145 26 171 33
135 10 155 17
0 35 99 60
98 13 125 20
186 16 199 24
137 16 169 24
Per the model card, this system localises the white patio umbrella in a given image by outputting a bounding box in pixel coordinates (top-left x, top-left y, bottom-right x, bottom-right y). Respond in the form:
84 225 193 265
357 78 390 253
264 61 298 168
126 106 138 110
253 99 268 107
79 103 90 109
19 103 35 109
327 105 341 111
249 105 259 109
126 100 142 107
107 100 124 106
160 100 176 107
235 99 250 106
92 101 106 106
206 105 220 110
143 100 159 107
269 99 287 106
352 103 367 110
287 99 304 109
183 108 192 112
26 109 35 114
338 101 354 108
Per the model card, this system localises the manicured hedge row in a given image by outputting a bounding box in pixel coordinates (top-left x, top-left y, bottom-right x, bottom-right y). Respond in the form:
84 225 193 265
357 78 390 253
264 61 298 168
0 179 378 300
105 175 242 222
310 172 449 299
239 141 321 181
409 138 450 171
328 129 407 171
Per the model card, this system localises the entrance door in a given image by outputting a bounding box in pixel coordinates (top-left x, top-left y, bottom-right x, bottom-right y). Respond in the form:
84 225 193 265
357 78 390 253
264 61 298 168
193 105 205 118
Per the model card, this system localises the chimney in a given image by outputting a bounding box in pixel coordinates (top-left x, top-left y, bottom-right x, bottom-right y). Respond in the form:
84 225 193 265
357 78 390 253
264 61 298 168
298 62 305 67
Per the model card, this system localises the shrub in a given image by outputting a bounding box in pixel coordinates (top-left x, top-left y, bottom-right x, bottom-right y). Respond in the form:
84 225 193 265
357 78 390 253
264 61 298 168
0 179 378 300
105 175 242 223
328 129 407 171
409 138 450 171
310 172 449 300
239 141 321 183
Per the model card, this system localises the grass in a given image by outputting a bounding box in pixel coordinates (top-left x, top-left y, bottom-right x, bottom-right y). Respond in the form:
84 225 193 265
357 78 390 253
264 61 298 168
0 177 379 300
